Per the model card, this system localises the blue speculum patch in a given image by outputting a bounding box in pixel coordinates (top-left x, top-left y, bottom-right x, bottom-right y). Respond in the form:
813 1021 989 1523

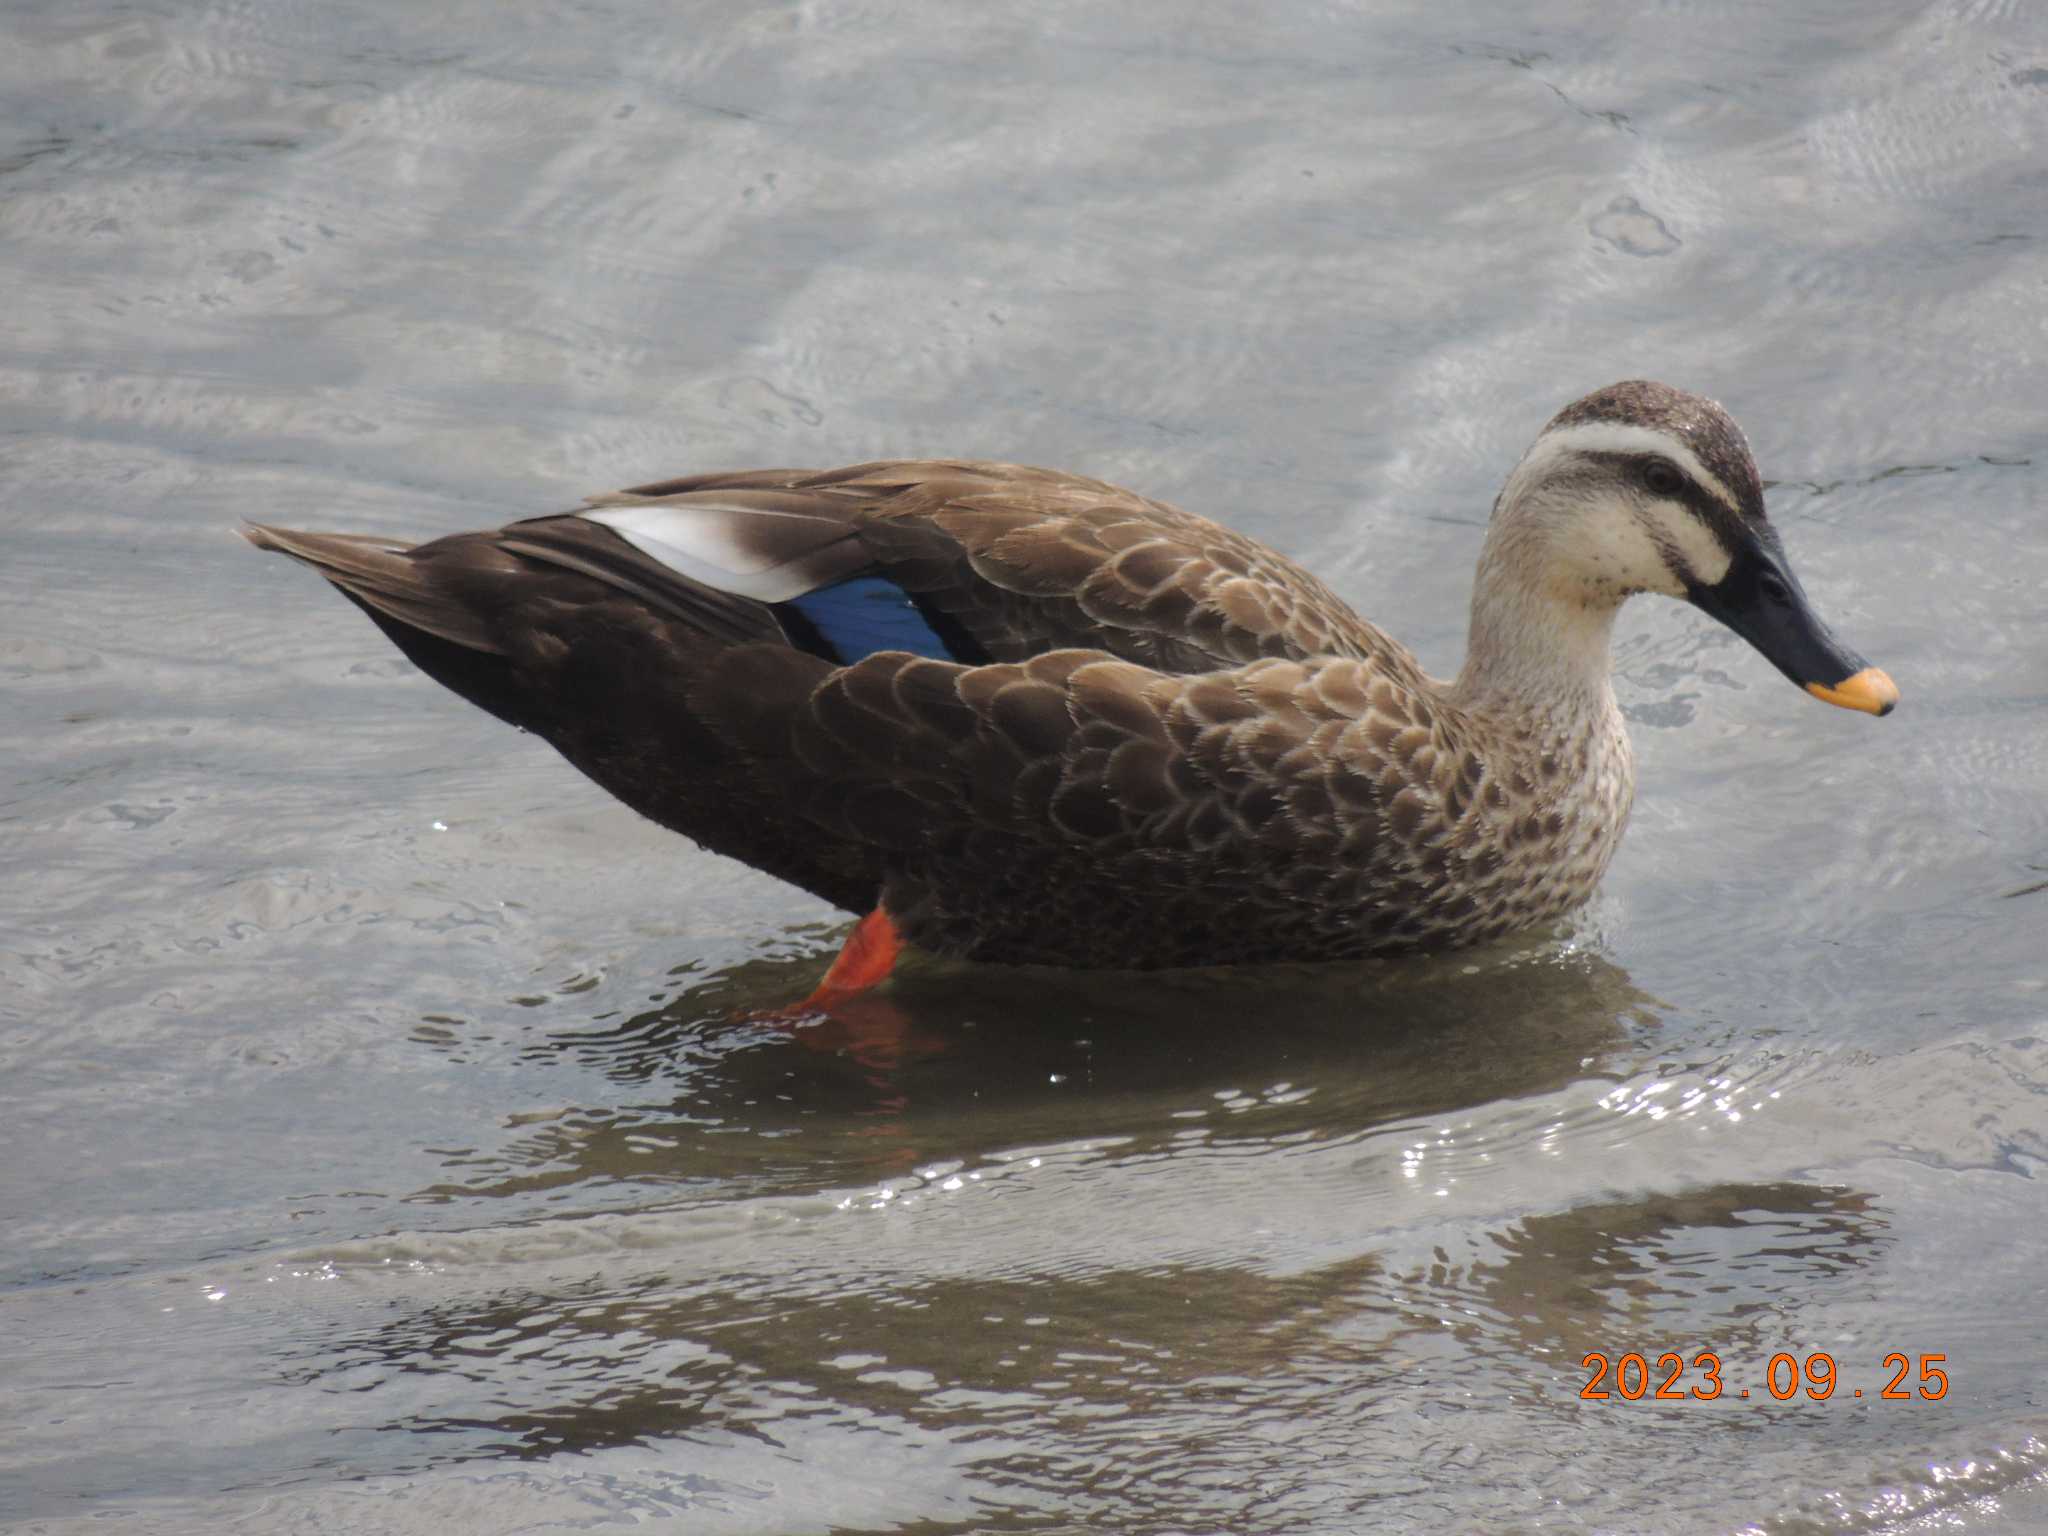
783 575 961 663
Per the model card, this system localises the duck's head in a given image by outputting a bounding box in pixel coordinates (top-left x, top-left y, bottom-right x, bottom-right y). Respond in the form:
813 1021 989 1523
1491 379 1896 716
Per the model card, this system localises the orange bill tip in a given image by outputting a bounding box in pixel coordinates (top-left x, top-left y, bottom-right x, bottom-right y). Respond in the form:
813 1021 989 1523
1805 666 1899 717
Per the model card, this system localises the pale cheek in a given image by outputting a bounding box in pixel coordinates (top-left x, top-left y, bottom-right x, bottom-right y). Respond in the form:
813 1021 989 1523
1577 505 1684 597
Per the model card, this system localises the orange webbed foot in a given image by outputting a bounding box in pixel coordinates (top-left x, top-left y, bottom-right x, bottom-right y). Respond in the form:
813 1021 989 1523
799 906 905 1011
739 907 921 1069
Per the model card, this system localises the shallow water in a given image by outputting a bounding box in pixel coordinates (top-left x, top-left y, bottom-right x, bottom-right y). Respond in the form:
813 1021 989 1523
4 1 2047 1532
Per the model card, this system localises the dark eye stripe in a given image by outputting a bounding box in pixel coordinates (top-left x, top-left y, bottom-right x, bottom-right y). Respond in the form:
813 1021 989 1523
1581 449 1752 550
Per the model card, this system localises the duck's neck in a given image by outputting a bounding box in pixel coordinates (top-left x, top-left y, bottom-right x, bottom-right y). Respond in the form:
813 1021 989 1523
1449 529 1627 731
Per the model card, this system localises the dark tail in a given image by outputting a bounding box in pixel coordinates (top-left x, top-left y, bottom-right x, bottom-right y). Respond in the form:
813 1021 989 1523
241 524 503 653
241 523 544 731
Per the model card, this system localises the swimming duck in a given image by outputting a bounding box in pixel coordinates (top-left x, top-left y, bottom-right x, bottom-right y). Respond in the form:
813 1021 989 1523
245 380 1895 996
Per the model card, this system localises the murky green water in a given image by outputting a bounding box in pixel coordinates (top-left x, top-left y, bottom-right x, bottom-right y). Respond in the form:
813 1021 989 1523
4 1 2047 1531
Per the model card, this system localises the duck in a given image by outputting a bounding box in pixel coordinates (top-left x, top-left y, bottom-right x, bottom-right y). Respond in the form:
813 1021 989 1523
244 380 1896 1000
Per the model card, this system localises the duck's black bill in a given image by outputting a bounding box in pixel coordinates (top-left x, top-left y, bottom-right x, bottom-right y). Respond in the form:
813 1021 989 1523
1686 537 1898 717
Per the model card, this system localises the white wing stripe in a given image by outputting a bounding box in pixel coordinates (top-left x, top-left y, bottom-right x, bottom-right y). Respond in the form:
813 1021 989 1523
580 505 863 602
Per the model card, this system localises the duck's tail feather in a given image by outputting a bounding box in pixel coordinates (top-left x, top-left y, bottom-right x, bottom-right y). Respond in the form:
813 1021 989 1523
239 513 895 912
240 523 507 655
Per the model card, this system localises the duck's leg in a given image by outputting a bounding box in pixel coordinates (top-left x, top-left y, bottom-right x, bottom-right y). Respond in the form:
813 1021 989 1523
801 906 905 1010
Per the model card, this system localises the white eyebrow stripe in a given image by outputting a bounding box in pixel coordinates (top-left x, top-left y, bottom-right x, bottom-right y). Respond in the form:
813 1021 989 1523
1532 421 1745 514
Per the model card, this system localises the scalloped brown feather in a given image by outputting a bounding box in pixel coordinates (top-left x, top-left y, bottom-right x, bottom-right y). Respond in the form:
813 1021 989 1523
606 460 1395 671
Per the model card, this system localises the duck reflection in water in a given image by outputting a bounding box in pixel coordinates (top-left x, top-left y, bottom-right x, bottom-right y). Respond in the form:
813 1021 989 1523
414 930 1658 1189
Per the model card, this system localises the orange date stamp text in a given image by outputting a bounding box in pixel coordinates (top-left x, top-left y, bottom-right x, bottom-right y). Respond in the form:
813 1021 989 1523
1579 1350 1948 1402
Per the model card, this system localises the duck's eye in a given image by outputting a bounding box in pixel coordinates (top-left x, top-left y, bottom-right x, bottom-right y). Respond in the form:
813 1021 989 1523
1640 459 1687 496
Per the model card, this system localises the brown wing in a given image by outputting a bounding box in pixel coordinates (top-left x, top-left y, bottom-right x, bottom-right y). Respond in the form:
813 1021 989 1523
595 459 1405 673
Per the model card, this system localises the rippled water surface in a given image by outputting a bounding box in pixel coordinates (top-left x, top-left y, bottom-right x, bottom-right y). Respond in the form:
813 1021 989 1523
5 1 2047 1532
